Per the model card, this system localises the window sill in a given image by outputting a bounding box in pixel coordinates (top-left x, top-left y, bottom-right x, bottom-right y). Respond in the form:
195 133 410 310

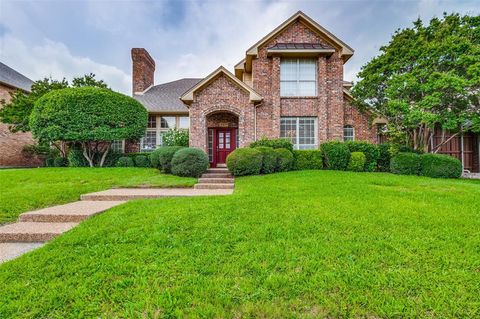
280 96 318 99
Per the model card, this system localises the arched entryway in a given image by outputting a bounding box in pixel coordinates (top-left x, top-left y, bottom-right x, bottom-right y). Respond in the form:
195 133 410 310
206 111 239 167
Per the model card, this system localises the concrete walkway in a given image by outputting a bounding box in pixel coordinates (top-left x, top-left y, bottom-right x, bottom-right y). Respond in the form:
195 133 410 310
0 169 234 264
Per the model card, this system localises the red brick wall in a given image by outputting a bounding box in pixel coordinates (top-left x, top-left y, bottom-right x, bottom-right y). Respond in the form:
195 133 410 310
343 99 377 143
206 112 238 128
0 84 43 167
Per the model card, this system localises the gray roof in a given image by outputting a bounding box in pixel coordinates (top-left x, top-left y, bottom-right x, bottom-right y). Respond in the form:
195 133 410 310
0 62 34 92
134 78 202 113
268 43 333 50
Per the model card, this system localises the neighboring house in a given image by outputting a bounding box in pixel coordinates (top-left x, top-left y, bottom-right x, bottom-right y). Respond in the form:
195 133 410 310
0 62 41 167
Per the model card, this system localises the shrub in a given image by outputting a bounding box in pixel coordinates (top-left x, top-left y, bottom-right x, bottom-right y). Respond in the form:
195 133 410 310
45 157 55 167
102 151 123 167
68 149 89 167
321 141 351 170
345 141 379 172
390 152 421 175
274 148 294 172
348 152 366 172
226 148 262 176
171 148 209 177
53 157 68 167
134 155 151 168
162 129 189 147
116 156 134 167
255 146 278 174
250 137 294 152
420 153 462 178
377 143 392 172
150 146 185 173
293 150 323 170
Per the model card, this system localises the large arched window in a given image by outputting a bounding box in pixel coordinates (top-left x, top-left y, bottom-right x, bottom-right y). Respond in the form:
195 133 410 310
343 125 355 141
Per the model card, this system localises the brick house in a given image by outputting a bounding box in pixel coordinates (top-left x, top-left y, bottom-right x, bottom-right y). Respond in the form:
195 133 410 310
0 62 42 167
129 11 383 167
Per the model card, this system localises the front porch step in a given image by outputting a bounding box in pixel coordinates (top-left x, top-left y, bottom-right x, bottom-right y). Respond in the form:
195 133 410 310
19 201 124 223
0 222 78 243
198 177 234 184
206 168 229 173
194 183 234 190
202 173 232 178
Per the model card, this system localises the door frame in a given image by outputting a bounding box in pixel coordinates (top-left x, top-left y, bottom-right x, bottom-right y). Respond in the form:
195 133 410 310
209 127 237 167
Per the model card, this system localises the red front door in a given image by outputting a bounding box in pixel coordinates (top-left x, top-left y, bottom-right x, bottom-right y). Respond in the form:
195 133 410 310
214 128 236 166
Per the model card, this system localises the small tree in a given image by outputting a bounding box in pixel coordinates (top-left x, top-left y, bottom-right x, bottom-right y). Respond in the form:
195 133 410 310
30 87 147 167
162 128 189 147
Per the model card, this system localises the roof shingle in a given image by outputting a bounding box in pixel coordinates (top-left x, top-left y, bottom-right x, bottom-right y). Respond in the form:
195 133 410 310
0 62 34 92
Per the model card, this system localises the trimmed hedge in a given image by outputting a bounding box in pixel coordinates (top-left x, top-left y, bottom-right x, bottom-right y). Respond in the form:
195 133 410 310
150 146 185 173
321 141 350 170
420 153 462 178
250 137 294 152
227 148 263 176
134 155 151 168
274 148 294 172
293 150 323 170
377 143 392 172
53 157 68 167
390 152 421 175
255 146 278 174
116 156 134 167
348 152 366 172
171 148 209 177
346 141 379 172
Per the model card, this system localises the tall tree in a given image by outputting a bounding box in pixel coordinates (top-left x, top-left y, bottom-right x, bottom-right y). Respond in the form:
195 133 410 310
352 13 480 152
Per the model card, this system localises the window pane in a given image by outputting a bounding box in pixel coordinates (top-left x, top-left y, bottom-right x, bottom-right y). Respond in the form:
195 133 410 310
110 140 124 153
148 115 156 128
161 116 176 129
280 58 316 97
280 117 297 146
299 59 316 81
343 126 355 141
280 81 297 96
281 117 317 150
208 129 213 162
141 130 157 151
178 116 190 129
298 81 316 96
280 59 297 81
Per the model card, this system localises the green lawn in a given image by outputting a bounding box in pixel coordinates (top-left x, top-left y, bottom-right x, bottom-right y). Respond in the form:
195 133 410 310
1 171 479 318
0 168 196 224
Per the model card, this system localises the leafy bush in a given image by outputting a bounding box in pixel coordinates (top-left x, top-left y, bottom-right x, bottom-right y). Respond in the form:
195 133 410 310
134 155 151 168
68 149 89 167
420 153 462 178
390 152 421 175
345 141 379 172
171 148 209 177
274 148 294 172
226 148 263 176
377 143 392 172
348 152 366 172
250 137 294 152
116 157 134 167
321 141 351 170
45 157 55 167
23 143 59 159
102 151 123 168
150 146 185 173
53 157 68 167
162 129 189 147
293 150 323 170
255 146 278 174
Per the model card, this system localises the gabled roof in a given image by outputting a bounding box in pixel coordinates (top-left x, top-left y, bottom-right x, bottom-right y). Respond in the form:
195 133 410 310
0 62 34 92
180 66 262 105
134 78 201 113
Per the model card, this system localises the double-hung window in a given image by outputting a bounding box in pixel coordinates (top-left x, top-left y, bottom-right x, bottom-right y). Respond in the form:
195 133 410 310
280 58 317 97
140 115 190 151
280 117 318 150
343 125 355 142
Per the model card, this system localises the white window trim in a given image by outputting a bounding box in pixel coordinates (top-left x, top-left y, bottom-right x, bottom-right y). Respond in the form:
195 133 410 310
281 117 318 150
110 140 125 153
280 58 317 97
343 126 355 142
140 115 189 152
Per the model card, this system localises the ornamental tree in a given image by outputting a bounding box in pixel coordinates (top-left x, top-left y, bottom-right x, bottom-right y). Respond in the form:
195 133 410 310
352 13 480 152
30 87 147 167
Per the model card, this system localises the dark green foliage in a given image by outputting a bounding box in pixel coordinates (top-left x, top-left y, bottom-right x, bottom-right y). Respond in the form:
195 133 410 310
45 158 55 167
250 137 294 152
23 143 59 158
320 141 351 171
377 143 392 172
68 149 89 167
171 148 209 178
116 157 134 167
390 152 421 175
53 157 68 167
150 146 185 173
162 129 189 147
345 141 379 172
348 152 366 172
293 150 323 170
226 148 262 176
255 146 278 174
102 151 123 168
274 148 294 172
134 155 151 168
420 153 462 178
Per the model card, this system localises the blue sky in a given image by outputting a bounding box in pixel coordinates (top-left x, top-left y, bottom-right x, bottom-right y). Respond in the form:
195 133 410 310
0 0 478 94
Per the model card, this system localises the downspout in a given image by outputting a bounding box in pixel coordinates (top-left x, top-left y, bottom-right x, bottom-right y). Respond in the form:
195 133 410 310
254 104 257 141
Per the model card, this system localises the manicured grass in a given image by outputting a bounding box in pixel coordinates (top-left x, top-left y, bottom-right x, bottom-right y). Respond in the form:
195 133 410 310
1 171 479 317
0 168 196 224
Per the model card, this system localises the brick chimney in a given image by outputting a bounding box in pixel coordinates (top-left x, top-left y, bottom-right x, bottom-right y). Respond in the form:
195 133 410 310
131 48 155 94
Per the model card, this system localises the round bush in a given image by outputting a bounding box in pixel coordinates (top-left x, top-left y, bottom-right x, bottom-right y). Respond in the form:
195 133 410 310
250 138 294 152
348 152 366 172
255 146 278 174
53 157 68 167
226 148 262 176
390 152 421 175
377 143 392 172
293 150 323 170
116 156 134 167
345 141 379 172
420 153 462 178
321 141 351 170
171 148 209 177
150 146 185 173
134 155 151 168
274 148 294 172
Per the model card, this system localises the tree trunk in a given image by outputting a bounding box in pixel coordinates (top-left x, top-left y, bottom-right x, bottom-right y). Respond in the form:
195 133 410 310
81 142 94 167
99 142 111 167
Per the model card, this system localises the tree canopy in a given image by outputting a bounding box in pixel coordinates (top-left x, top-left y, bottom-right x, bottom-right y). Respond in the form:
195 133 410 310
352 13 480 151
